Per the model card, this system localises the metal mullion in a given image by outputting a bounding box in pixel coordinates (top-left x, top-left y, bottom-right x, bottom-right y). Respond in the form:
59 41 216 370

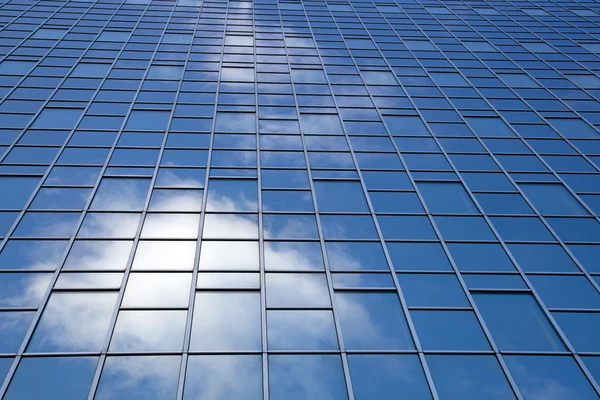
456 8 600 151
411 0 600 317
375 6 600 396
454 4 600 179
0 0 89 65
308 5 448 400
0 0 46 33
336 5 529 400
82 4 191 400
174 3 229 399
0 2 151 396
249 8 272 400
275 5 356 400
0 5 112 167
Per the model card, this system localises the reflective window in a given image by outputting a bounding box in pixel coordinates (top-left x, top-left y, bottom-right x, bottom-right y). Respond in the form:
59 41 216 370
122 273 191 308
0 311 35 352
268 310 338 350
269 355 348 400
28 292 118 352
5 357 97 400
398 274 469 307
412 310 491 350
95 356 181 400
190 292 261 351
265 241 323 271
336 292 413 350
184 355 262 400
554 312 600 352
314 181 368 212
267 273 330 307
529 276 600 309
474 293 565 351
505 356 598 399
418 182 478 213
110 310 187 352
427 355 516 400
348 355 432 400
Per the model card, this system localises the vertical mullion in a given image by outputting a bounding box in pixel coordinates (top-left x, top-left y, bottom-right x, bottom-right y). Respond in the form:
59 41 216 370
275 4 358 400
373 4 600 397
175 1 230 399
0 0 153 397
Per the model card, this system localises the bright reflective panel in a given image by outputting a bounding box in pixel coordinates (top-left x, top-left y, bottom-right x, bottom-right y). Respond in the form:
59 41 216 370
132 241 196 270
190 291 261 351
63 240 133 270
0 272 53 307
110 310 187 352
184 355 262 400
28 292 118 352
267 310 338 350
122 273 191 308
95 356 181 400
199 241 259 270
266 273 330 307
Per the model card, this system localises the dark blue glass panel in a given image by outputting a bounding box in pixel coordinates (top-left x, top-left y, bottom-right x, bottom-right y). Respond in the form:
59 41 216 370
398 274 469 307
474 293 565 351
348 355 432 400
505 356 598 400
5 357 97 400
427 355 516 400
554 312 600 352
529 275 600 309
336 292 414 350
0 177 40 209
269 355 348 400
314 181 368 212
411 310 491 351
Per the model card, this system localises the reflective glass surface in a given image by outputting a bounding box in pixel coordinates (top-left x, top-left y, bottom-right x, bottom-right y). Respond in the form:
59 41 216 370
1 0 600 398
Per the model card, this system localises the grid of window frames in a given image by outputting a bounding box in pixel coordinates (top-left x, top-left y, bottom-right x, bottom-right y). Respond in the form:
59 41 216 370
1 0 600 398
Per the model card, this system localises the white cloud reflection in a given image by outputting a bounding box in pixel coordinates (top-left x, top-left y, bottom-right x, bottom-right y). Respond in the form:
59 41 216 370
4 182 409 399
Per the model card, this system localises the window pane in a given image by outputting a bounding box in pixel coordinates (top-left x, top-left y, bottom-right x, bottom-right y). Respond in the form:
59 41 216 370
184 355 262 400
336 292 413 350
190 292 261 351
266 273 330 307
269 355 348 400
267 310 338 350
326 242 388 271
95 356 180 400
110 310 187 352
348 355 432 400
473 293 564 351
412 310 490 350
122 273 191 308
427 355 516 400
505 356 598 399
398 274 469 307
4 357 97 400
28 292 117 352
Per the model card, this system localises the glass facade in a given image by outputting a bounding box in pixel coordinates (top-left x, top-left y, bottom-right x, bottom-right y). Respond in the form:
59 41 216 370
0 0 600 398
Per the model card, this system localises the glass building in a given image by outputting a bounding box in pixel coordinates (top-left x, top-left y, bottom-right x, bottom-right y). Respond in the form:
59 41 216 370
1 0 600 398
